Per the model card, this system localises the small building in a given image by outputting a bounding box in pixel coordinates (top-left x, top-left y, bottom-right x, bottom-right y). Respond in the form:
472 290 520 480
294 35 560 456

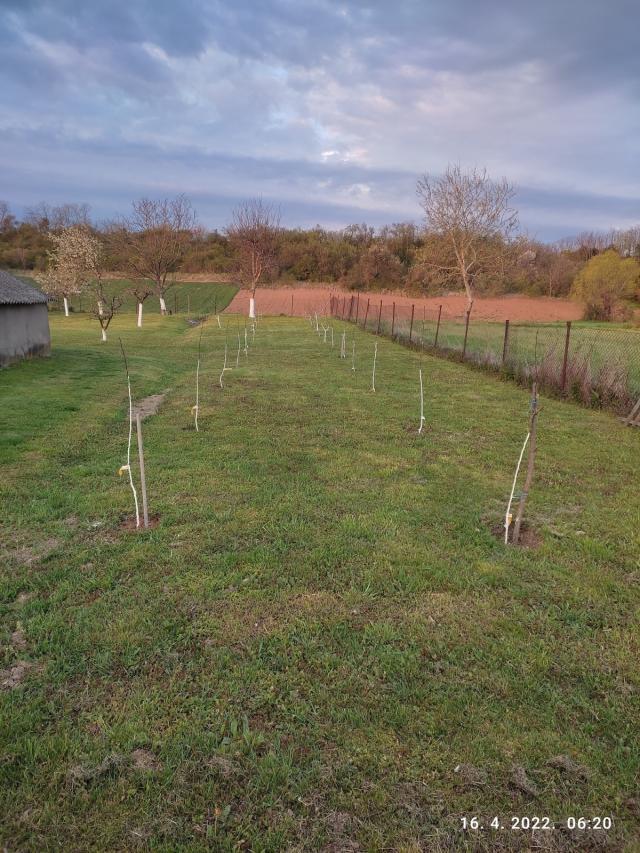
0 270 51 367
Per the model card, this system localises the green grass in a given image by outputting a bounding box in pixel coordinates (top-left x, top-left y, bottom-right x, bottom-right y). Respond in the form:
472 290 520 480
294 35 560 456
42 278 238 318
388 314 640 396
1 314 639 851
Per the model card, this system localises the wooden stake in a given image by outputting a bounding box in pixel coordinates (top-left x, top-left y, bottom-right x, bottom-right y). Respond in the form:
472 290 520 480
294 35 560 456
512 383 539 545
135 413 149 528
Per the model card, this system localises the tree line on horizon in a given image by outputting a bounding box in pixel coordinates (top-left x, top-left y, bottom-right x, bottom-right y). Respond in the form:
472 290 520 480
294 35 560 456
1 165 639 322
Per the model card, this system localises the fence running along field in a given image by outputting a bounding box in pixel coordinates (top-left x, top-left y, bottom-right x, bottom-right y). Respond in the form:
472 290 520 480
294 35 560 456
330 294 640 414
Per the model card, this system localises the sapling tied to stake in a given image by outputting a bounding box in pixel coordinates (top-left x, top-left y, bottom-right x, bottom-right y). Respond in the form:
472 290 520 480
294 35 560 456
118 340 141 528
418 369 425 434
371 342 378 391
192 326 203 432
236 331 241 368
340 331 346 359
351 339 356 372
219 343 232 389
504 382 540 544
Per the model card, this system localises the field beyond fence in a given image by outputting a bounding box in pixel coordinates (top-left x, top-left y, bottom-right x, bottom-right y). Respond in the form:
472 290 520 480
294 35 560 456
331 294 640 414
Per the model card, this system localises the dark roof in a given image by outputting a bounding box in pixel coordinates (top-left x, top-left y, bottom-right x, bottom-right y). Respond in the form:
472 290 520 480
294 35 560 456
0 270 49 305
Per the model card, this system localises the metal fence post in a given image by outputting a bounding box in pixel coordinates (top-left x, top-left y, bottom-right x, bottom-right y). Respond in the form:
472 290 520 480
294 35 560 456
363 298 370 329
561 321 572 392
355 294 360 324
409 304 415 343
391 302 396 338
376 300 382 334
434 305 442 348
462 309 471 359
502 319 510 366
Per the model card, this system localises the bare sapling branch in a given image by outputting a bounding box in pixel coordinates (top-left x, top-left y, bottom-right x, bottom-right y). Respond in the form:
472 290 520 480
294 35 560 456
192 327 203 432
512 383 540 545
219 343 232 388
371 342 378 392
118 339 141 528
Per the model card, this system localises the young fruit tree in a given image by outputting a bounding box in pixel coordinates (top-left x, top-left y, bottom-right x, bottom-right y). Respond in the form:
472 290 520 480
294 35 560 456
504 383 540 545
108 195 197 315
38 225 102 316
416 164 518 315
227 199 280 319
130 282 154 328
91 283 122 341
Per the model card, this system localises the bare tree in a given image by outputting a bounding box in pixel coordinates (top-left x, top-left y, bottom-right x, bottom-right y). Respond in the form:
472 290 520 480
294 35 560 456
416 164 518 313
0 200 14 232
25 202 91 232
108 195 197 315
227 199 281 318
91 283 122 342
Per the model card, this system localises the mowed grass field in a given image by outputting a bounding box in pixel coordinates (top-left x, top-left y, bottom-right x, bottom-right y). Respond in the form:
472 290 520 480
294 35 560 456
1 311 639 851
38 278 238 318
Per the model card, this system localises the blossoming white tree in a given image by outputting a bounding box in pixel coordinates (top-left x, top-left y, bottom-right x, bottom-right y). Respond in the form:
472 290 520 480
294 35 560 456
38 225 102 316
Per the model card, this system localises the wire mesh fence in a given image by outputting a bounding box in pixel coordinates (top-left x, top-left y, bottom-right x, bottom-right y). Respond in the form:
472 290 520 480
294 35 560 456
330 293 640 414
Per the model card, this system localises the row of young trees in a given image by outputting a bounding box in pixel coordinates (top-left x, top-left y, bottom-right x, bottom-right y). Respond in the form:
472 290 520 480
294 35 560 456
3 165 639 323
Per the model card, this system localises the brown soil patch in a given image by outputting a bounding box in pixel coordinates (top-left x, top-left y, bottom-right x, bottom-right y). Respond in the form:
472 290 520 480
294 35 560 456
225 287 583 323
118 513 161 532
1 660 35 690
131 749 162 772
491 521 542 548
132 391 168 420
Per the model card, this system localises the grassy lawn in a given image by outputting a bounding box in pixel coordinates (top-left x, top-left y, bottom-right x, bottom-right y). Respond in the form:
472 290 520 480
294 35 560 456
388 313 640 397
25 278 238 318
1 313 639 851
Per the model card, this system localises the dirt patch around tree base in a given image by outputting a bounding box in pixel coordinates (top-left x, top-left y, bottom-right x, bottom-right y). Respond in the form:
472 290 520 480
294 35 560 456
491 521 542 548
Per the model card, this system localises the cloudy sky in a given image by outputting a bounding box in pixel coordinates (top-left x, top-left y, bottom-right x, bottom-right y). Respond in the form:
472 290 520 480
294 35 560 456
0 0 638 239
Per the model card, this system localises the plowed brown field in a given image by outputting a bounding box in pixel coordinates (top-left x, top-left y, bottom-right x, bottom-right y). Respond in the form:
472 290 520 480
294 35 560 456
226 287 583 322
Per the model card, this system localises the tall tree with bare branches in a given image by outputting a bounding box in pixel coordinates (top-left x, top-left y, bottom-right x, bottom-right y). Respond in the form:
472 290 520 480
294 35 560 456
108 195 197 315
227 199 281 318
416 164 518 313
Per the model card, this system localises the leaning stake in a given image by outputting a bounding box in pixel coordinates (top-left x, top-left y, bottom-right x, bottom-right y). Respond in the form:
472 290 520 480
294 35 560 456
135 412 149 528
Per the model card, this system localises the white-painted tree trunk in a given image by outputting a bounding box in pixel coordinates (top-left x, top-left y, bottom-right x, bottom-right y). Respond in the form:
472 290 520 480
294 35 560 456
249 297 256 319
137 302 143 328
101 328 107 342
63 296 69 317
159 296 167 315
97 300 104 317
418 369 425 434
